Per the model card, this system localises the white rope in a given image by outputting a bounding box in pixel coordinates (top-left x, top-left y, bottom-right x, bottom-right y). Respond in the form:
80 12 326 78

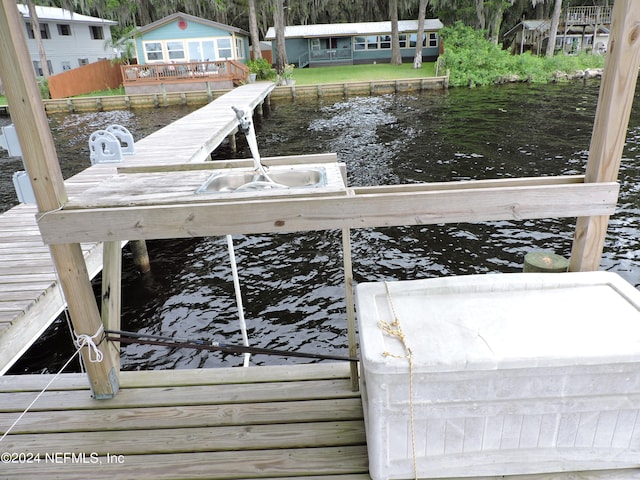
74 324 105 363
0 324 106 443
380 281 418 480
0 347 82 444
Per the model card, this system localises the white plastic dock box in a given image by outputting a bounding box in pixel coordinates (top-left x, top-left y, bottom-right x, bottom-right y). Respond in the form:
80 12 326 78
356 272 640 479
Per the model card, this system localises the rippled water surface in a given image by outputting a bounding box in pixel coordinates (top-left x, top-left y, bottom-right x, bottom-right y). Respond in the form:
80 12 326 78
3 81 640 373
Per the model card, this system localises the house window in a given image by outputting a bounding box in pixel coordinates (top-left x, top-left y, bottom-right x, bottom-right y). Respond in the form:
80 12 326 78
354 35 393 50
409 33 426 48
62 61 71 71
57 24 71 36
311 38 321 50
32 60 52 76
187 40 216 61
217 38 232 59
167 41 186 60
428 32 438 48
144 42 164 62
235 38 245 59
89 26 104 40
78 58 89 66
398 34 408 48
26 22 50 39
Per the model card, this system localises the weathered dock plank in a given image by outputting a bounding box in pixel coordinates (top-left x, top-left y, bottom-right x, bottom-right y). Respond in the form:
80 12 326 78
0 363 638 480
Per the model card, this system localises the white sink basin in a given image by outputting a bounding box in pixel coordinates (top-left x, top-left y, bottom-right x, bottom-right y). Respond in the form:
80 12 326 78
196 167 327 194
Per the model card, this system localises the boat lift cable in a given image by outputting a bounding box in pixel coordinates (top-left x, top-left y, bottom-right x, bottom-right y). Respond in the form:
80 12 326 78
104 329 359 363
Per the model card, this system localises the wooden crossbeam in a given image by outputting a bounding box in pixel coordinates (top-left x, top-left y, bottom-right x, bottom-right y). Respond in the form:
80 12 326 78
36 177 618 245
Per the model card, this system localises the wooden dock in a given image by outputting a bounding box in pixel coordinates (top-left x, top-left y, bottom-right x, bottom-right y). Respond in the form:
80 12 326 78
0 81 275 374
1 363 640 480
0 363 370 479
2 0 640 475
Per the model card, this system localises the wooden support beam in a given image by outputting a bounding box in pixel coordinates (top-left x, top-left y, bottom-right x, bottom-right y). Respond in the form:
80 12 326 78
37 179 619 245
570 0 640 271
0 0 118 398
341 228 359 392
102 241 122 373
117 153 339 174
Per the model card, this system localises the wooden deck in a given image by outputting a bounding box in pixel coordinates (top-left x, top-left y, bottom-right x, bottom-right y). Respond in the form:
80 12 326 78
1 362 639 480
0 81 275 374
0 363 369 479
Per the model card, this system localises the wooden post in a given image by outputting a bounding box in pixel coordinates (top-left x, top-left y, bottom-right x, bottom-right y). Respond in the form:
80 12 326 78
102 241 122 372
0 0 119 398
342 228 359 391
228 131 237 153
129 239 151 274
570 0 640 272
523 251 569 273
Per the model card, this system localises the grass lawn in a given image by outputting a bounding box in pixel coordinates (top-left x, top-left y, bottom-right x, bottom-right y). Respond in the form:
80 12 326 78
0 63 437 105
291 62 437 85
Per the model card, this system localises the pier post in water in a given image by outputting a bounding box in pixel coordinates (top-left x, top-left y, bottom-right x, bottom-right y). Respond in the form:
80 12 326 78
228 130 237 153
130 240 151 274
523 251 569 273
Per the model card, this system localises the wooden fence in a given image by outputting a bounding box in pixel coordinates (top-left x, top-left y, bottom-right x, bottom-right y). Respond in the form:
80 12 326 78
48 59 123 99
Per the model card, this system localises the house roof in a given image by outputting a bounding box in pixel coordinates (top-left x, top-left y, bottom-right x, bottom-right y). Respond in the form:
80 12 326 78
503 19 549 38
16 4 117 25
134 12 249 37
264 19 443 40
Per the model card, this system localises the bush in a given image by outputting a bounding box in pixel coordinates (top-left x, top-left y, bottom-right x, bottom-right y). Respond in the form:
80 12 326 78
37 77 50 99
246 58 277 81
440 22 605 87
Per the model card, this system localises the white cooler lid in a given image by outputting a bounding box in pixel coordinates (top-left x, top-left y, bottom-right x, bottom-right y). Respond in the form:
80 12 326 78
356 271 640 372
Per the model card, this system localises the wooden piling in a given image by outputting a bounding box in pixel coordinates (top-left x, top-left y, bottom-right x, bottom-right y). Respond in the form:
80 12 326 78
523 251 569 273
0 0 119 398
228 131 237 153
129 239 151 274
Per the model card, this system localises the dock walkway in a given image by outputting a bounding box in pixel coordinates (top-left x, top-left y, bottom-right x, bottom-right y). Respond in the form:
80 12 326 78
1 363 639 479
0 81 275 374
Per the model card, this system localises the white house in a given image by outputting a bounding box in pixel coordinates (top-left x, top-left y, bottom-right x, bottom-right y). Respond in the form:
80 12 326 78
16 4 117 76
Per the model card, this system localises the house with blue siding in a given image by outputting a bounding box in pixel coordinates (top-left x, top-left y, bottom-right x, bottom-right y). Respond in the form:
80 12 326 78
132 12 249 66
123 12 251 94
16 3 116 75
264 19 443 68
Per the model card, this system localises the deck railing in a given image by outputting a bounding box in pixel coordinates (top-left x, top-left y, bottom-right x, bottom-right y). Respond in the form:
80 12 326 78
121 60 250 86
310 48 353 64
566 6 612 25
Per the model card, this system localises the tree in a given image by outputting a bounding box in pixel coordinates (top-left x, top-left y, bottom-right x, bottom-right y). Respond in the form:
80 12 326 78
273 0 288 74
248 0 262 60
413 0 429 68
389 0 402 64
546 0 562 56
26 0 50 78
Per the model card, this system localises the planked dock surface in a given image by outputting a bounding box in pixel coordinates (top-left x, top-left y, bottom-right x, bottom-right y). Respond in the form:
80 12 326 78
0 82 275 374
0 363 370 479
1 362 639 480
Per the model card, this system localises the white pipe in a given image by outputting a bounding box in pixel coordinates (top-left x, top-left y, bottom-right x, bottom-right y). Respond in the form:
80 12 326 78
226 234 251 367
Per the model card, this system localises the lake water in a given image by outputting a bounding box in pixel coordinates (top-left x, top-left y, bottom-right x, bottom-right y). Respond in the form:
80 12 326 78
3 80 640 373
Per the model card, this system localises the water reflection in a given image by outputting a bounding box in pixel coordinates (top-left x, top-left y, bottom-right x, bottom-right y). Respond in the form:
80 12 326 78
4 80 640 373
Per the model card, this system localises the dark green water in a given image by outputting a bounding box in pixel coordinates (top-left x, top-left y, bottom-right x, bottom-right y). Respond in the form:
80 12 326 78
3 80 640 372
